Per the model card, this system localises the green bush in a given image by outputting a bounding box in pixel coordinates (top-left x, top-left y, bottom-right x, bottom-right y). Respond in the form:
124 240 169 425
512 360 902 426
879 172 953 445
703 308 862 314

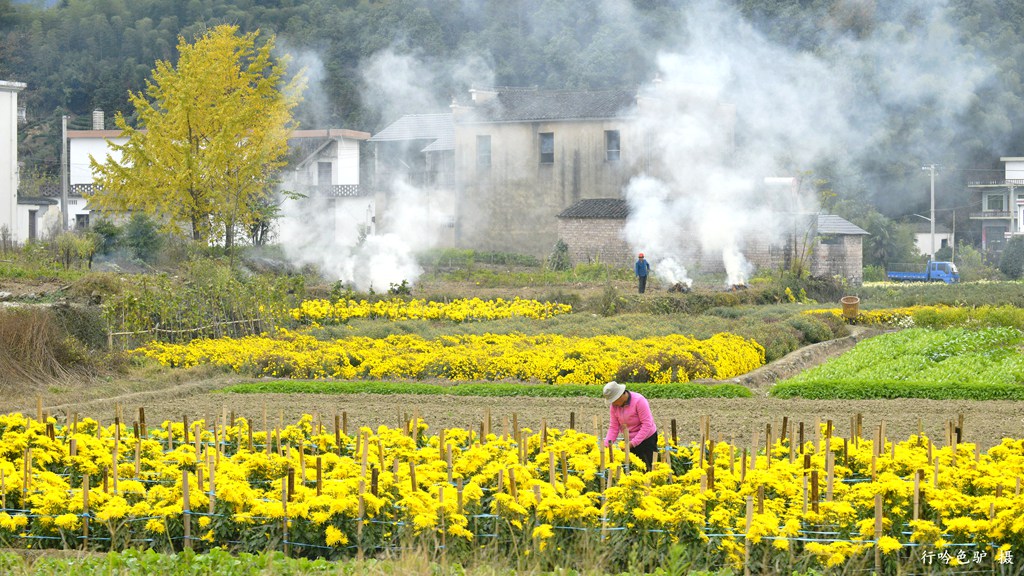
786 315 835 343
862 264 885 282
745 322 801 363
954 244 1002 281
91 218 121 255
123 214 163 263
547 239 571 271
998 236 1024 279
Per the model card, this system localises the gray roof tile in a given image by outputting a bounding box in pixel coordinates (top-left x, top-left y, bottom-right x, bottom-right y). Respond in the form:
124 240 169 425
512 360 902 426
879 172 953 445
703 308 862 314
818 214 869 235
473 88 637 122
557 198 629 219
368 113 454 150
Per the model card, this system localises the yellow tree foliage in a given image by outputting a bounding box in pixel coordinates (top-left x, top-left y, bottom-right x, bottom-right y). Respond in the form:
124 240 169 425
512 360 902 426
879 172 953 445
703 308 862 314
89 25 304 247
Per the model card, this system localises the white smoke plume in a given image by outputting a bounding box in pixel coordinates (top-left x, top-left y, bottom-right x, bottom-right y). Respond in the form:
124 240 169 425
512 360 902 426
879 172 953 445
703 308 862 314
621 0 992 286
278 47 491 292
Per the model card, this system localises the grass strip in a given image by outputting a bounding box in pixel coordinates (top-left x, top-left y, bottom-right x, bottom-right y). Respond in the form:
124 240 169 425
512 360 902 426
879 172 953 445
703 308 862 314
220 380 753 399
770 381 1024 401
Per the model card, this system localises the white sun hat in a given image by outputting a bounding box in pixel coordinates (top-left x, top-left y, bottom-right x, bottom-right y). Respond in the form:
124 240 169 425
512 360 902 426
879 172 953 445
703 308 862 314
603 381 626 403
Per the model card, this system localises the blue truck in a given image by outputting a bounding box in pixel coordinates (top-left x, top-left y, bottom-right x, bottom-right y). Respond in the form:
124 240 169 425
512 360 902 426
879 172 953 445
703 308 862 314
885 261 960 283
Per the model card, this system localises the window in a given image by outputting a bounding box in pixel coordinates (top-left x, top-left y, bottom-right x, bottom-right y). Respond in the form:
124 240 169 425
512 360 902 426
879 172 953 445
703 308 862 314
819 234 840 245
987 194 1005 212
318 162 332 186
476 135 491 168
75 214 90 229
539 132 554 164
605 130 620 161
28 210 37 241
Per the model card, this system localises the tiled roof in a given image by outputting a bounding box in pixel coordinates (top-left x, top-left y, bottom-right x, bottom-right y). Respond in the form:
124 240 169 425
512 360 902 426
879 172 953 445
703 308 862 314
557 198 629 219
911 220 951 234
368 113 454 152
17 196 58 205
472 88 637 122
818 214 869 235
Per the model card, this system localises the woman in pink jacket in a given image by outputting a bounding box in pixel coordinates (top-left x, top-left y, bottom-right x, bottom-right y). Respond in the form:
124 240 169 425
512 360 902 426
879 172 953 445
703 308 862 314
603 381 658 472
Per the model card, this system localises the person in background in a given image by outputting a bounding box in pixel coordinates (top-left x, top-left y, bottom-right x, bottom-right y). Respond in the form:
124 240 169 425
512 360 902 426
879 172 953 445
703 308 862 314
634 252 651 294
602 381 658 472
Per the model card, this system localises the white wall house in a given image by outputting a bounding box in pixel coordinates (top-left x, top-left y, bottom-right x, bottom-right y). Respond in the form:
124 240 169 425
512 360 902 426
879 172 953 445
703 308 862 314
277 128 372 247
67 117 126 228
912 221 954 258
66 124 370 244
1 80 27 243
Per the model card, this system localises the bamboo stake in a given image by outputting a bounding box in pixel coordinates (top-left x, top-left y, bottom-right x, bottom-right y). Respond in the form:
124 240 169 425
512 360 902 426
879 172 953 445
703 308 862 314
356 479 365 561
208 454 216 515
826 450 834 501
316 456 322 497
82 474 90 546
874 494 883 575
182 469 191 550
810 470 819 513
744 496 753 576
913 470 921 520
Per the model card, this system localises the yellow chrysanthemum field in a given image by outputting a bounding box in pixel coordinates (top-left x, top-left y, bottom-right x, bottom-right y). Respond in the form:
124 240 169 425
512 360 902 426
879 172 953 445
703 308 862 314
1 410 1021 572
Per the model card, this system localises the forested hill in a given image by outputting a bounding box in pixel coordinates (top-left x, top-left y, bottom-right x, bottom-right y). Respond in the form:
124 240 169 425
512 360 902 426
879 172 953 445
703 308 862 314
2 0 1023 220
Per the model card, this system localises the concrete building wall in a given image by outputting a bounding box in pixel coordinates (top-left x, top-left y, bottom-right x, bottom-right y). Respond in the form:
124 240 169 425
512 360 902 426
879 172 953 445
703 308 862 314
69 131 125 185
454 118 635 256
0 81 26 241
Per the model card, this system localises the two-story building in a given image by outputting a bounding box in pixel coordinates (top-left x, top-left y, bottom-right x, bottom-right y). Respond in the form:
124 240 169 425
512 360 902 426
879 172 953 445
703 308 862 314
369 86 738 256
967 157 1024 253
277 128 372 247
1 80 27 244
49 113 370 245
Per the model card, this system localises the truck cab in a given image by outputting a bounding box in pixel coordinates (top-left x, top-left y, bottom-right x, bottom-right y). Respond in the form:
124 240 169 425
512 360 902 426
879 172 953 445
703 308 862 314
926 261 959 283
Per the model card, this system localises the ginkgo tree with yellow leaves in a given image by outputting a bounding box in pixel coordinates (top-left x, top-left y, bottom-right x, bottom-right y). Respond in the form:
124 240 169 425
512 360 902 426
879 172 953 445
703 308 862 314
89 24 305 249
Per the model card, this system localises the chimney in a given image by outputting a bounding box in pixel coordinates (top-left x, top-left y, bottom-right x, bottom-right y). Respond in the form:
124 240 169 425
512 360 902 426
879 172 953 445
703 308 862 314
92 109 104 130
468 88 497 104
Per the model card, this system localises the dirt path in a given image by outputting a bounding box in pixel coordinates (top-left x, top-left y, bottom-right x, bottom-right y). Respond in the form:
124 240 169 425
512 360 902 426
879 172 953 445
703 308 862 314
27 326 1024 450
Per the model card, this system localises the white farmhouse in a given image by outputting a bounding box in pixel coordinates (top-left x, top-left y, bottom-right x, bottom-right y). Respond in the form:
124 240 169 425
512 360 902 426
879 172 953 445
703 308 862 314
0 80 27 243
63 118 370 244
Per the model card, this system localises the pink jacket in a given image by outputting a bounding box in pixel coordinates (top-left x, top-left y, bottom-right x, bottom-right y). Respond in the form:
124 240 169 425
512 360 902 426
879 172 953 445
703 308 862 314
605 391 657 447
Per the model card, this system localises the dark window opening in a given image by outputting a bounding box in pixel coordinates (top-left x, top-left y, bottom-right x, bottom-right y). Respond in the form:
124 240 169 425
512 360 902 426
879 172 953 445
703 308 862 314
318 162 332 186
987 194 1004 212
75 214 90 229
539 133 554 164
605 130 620 162
28 210 37 241
476 135 491 168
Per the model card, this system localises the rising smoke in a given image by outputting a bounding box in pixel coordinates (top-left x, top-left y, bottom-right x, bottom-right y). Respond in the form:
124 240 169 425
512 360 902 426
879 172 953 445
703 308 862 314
278 49 491 291
280 0 992 290
621 0 992 286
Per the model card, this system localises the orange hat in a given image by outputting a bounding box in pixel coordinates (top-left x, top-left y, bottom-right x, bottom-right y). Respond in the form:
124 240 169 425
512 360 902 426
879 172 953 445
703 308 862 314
638 252 644 258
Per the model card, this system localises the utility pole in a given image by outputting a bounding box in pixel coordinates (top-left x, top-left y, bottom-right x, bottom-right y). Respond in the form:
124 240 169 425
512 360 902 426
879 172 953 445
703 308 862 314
922 164 936 260
61 115 69 232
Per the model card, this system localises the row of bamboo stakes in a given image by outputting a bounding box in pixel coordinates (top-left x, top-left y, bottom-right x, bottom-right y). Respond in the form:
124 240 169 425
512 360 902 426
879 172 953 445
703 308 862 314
8 398 1020 569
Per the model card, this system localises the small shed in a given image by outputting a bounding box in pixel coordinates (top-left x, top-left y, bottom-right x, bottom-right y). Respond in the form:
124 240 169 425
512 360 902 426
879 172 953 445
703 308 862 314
556 198 631 266
812 214 869 285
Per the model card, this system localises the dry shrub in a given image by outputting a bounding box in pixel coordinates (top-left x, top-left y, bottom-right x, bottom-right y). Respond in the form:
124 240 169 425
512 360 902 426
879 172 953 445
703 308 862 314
0 307 89 389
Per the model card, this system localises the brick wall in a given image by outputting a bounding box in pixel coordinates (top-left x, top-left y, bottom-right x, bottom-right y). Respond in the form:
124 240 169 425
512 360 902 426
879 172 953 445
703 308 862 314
558 218 631 266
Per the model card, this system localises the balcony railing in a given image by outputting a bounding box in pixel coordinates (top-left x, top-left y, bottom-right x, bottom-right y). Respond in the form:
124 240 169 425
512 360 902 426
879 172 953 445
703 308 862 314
969 210 1013 219
967 178 1024 187
294 184 365 198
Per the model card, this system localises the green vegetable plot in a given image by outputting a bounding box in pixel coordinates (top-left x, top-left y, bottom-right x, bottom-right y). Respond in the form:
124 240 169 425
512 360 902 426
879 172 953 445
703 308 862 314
771 327 1024 400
